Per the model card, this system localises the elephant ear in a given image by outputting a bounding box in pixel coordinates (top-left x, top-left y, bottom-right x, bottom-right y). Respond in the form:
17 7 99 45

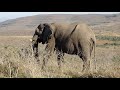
42 23 53 44
43 23 53 35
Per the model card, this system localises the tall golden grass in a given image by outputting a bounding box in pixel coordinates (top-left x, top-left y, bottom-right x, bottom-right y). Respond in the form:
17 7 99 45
0 36 120 78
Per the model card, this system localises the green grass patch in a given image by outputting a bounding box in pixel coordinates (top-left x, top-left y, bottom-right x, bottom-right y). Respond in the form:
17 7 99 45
96 42 120 48
96 35 120 41
112 56 120 63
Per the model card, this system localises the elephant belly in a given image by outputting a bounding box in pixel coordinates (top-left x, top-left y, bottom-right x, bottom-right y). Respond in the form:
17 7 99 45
55 38 79 55
61 40 78 55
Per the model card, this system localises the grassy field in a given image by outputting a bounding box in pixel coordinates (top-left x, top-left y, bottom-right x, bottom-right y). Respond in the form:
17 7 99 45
1 14 120 78
0 35 120 78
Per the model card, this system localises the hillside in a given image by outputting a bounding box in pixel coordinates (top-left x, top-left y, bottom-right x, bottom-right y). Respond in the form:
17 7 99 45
0 14 120 36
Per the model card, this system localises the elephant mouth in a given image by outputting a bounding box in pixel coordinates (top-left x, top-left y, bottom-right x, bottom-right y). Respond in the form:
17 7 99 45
42 42 45 44
42 41 47 44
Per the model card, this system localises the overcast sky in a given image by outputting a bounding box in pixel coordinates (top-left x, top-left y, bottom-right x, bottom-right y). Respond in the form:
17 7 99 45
0 12 120 22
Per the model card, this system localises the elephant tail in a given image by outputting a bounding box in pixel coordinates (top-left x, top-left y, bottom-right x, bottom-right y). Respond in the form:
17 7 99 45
93 39 96 62
93 37 96 70
91 37 96 70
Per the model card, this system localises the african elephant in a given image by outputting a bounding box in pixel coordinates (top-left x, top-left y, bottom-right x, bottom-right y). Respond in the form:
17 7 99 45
31 22 96 72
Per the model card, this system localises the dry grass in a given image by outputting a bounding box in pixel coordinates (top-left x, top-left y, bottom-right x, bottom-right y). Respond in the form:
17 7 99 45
0 36 120 78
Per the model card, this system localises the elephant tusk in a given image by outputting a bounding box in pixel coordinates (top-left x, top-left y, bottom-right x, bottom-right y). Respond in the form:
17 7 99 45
30 39 32 42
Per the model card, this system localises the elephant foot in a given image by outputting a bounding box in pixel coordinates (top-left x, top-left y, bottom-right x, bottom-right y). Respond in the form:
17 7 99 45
82 65 90 75
82 69 88 74
41 64 47 71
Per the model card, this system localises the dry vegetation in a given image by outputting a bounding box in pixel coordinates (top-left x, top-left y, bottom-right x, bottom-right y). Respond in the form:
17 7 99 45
0 34 120 78
0 14 120 78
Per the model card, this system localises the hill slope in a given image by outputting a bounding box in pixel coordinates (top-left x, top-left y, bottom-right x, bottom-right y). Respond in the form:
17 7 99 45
0 14 120 36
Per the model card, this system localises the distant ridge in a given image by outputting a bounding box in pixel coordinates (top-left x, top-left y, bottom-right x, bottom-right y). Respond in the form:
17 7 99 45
0 14 120 36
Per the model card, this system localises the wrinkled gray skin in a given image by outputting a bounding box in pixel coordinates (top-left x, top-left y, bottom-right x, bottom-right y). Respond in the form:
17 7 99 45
32 23 96 73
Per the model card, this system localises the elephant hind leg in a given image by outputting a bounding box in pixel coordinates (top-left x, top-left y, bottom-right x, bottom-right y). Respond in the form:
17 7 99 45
57 51 64 69
82 59 90 73
79 55 91 73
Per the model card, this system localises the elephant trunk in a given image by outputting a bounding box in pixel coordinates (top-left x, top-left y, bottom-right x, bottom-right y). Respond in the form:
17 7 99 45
31 35 39 59
32 43 38 58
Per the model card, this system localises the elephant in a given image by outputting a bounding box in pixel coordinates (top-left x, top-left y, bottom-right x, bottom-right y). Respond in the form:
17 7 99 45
31 22 96 72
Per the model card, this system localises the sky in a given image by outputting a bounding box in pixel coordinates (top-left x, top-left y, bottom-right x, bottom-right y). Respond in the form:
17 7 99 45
0 12 120 22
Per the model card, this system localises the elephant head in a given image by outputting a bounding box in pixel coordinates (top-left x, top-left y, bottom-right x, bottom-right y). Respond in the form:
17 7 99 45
31 24 45 59
31 23 54 59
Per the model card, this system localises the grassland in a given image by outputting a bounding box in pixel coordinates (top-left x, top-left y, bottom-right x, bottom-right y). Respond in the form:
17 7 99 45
0 35 120 78
1 14 120 78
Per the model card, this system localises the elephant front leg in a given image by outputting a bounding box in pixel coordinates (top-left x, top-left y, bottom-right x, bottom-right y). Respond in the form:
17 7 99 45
42 51 51 70
42 35 55 70
42 44 54 70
